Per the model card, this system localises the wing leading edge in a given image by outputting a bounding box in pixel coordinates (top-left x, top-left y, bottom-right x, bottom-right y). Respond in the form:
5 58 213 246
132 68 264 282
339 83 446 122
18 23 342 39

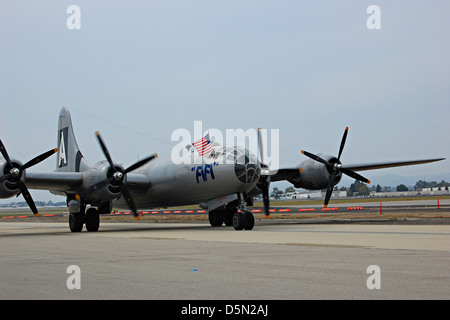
270 157 445 182
341 158 446 172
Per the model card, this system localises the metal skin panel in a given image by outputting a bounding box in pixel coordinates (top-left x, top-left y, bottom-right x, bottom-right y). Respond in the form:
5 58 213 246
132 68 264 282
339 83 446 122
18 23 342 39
288 154 342 190
56 107 90 173
115 152 260 209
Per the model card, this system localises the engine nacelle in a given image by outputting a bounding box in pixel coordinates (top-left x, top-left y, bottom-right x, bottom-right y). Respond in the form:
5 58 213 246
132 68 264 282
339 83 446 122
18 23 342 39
0 158 24 198
81 161 124 205
289 154 342 190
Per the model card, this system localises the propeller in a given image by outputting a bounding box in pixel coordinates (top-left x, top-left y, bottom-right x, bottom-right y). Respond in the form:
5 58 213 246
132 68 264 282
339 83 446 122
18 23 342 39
257 128 271 218
0 139 58 217
301 127 371 208
75 132 157 218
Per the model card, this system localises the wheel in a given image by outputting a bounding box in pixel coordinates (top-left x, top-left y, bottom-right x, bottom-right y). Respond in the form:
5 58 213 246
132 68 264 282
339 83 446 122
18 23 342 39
224 206 236 226
244 212 254 230
232 212 244 230
223 212 233 226
85 208 100 232
208 210 224 227
69 212 84 232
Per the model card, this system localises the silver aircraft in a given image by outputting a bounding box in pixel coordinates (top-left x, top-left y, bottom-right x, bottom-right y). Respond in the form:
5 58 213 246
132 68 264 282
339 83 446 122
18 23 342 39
0 107 445 231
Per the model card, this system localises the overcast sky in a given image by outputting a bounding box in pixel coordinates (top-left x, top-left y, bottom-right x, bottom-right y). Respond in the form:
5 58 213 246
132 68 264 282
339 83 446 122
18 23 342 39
1 1 449 202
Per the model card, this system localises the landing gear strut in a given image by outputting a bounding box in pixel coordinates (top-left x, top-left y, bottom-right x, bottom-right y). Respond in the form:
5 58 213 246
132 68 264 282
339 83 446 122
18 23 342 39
234 193 255 230
230 193 255 230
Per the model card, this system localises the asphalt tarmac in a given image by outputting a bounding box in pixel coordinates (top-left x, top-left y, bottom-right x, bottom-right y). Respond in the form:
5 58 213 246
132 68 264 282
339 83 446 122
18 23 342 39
1 218 449 300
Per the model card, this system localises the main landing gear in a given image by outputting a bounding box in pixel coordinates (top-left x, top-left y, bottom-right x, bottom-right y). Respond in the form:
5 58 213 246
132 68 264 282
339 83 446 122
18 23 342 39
208 208 255 230
208 194 255 230
69 208 100 232
68 200 100 232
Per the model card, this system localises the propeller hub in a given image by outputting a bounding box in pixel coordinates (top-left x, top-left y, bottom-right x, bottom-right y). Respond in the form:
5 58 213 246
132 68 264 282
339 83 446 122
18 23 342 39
10 167 20 177
113 171 124 182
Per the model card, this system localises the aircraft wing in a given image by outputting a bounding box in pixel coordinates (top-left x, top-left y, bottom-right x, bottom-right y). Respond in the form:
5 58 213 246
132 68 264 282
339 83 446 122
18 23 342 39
25 172 151 194
342 158 445 172
268 168 300 182
26 172 83 193
268 158 445 183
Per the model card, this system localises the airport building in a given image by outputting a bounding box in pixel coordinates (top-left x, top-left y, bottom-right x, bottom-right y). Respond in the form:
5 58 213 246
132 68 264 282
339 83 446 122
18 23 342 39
286 190 347 200
369 187 449 198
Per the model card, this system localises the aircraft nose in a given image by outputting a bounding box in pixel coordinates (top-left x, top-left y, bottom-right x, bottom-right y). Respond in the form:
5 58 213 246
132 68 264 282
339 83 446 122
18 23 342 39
234 152 261 184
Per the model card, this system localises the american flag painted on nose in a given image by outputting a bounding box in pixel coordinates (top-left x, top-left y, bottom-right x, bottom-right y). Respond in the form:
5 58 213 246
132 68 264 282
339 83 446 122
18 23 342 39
192 133 213 156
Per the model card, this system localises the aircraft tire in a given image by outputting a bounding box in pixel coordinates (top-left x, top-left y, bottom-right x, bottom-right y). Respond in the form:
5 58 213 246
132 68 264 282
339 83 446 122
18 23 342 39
208 210 224 227
243 212 254 230
232 212 244 230
224 212 233 226
86 208 100 232
69 212 84 232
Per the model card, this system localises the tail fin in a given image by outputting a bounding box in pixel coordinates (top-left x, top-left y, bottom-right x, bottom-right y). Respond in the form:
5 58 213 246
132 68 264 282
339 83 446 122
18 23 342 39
56 107 89 172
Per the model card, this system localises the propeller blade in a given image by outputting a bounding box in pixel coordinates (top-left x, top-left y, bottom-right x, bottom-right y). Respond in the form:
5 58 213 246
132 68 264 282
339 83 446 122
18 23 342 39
21 148 58 171
124 153 158 174
301 150 332 167
0 139 13 167
120 184 139 218
95 132 115 168
18 179 39 217
260 179 270 217
0 140 57 216
76 132 158 220
257 128 264 164
258 128 271 217
324 171 337 208
337 127 348 161
341 168 371 184
301 127 372 207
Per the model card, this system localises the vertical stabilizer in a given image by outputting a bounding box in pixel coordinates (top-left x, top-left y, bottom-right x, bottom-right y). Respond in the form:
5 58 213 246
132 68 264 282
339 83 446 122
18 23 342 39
56 107 90 172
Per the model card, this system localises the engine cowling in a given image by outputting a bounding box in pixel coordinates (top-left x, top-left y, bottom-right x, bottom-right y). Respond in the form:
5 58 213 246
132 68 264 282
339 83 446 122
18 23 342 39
81 161 124 205
0 158 23 198
288 154 342 190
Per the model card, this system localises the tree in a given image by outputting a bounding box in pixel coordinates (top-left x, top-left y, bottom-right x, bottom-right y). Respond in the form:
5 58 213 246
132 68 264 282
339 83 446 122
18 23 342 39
396 184 408 192
359 184 370 196
414 180 449 190
272 187 282 199
376 184 382 192
349 180 370 196
285 186 295 194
